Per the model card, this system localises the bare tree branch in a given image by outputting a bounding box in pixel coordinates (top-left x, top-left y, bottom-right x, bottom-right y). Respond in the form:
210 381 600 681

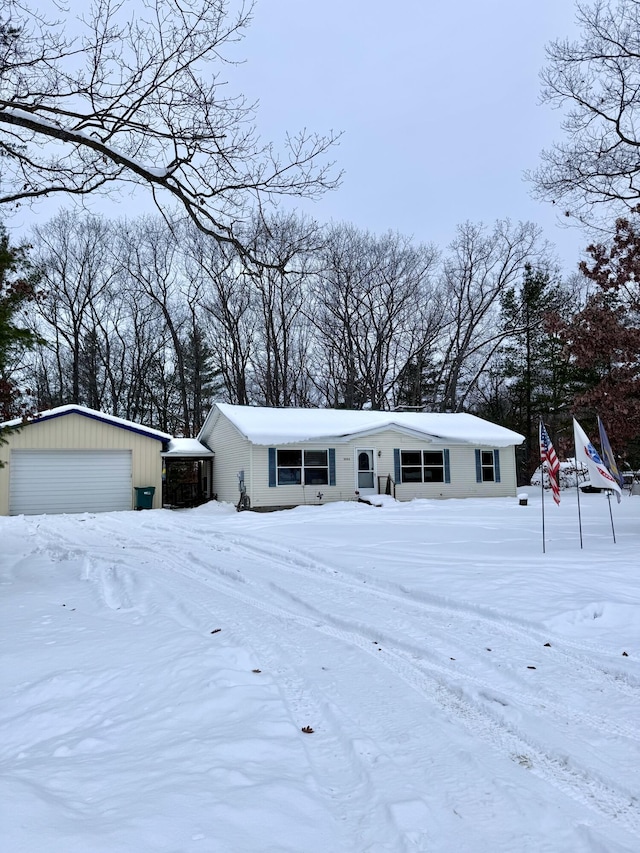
0 0 341 267
529 0 640 228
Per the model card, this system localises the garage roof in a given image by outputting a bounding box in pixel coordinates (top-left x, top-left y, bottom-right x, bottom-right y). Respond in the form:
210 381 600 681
1 405 172 443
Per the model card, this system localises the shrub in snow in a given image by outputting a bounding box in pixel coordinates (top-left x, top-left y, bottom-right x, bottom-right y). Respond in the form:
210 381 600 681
530 460 588 491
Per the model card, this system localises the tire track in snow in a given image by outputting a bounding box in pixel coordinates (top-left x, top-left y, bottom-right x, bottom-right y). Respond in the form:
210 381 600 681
36 511 640 695
374 643 640 839
212 532 640 699
35 519 640 839
39 525 640 749
172 551 640 839
38 524 640 747
187 560 640 839
78 552 392 851
265 579 640 749
93 541 640 840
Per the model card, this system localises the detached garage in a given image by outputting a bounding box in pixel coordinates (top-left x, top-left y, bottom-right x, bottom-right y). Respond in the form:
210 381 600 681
0 405 171 516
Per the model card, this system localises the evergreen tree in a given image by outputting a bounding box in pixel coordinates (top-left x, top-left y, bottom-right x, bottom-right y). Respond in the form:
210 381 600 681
479 265 577 480
182 323 223 435
0 225 40 420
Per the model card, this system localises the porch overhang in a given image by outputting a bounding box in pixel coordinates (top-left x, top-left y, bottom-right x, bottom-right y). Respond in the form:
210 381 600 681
161 438 214 458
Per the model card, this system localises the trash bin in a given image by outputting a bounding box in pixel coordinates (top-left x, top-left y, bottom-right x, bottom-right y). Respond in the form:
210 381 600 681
134 486 155 510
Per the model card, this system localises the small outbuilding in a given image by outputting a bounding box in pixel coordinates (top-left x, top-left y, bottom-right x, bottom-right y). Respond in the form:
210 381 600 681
197 404 525 510
0 405 171 516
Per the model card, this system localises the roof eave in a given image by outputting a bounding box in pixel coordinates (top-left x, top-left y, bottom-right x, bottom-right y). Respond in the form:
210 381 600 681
1 405 172 443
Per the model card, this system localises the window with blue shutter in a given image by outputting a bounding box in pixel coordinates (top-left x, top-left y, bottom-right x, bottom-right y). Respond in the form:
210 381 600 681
476 449 499 482
270 448 332 486
268 448 276 487
396 449 448 483
394 449 401 483
329 448 336 486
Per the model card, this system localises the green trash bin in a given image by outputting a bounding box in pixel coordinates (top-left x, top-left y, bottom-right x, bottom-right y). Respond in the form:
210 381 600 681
134 486 155 510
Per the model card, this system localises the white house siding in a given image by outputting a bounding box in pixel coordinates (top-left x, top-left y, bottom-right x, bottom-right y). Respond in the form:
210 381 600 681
200 411 251 506
0 413 164 515
373 432 517 501
249 444 348 509
246 428 518 509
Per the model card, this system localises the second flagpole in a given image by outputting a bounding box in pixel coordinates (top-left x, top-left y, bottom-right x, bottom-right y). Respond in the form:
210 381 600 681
574 424 584 549
539 419 546 554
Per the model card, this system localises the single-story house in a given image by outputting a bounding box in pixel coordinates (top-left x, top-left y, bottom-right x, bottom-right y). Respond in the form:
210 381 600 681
1 402 524 516
197 403 525 510
0 405 178 516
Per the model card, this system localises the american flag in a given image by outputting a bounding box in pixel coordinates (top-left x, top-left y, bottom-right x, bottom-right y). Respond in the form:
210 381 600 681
540 421 560 505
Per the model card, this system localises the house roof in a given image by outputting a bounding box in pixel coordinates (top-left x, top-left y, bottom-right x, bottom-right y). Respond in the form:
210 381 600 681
207 403 524 448
1 404 172 443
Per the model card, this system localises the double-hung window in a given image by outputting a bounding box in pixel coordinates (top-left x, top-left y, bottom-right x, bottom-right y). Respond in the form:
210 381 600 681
400 450 445 483
480 450 495 482
475 449 501 483
277 449 329 485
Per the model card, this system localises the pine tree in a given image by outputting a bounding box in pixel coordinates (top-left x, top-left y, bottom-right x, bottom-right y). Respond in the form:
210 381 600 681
0 226 40 420
0 225 41 461
485 265 577 480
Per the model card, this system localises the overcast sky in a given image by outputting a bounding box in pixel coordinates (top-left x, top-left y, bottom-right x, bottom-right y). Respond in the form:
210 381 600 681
231 0 585 272
9 0 587 274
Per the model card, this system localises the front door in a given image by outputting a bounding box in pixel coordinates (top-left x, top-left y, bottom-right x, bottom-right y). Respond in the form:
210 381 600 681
356 448 376 495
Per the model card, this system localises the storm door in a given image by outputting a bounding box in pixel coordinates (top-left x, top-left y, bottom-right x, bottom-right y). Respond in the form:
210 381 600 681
356 448 376 495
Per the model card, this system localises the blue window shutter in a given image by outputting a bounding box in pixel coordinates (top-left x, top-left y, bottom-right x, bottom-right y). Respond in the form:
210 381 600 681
268 447 276 487
444 449 450 483
394 449 401 483
329 448 336 486
493 449 501 483
475 449 482 483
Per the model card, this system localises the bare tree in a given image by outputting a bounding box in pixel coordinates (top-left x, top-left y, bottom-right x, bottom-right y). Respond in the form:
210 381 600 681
431 220 547 412
244 213 318 407
118 216 198 435
530 0 640 225
30 210 117 406
88 283 168 423
0 0 340 263
310 225 439 410
182 226 254 405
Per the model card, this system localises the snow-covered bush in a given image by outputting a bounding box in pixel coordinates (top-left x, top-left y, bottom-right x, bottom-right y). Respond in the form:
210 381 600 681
530 460 588 491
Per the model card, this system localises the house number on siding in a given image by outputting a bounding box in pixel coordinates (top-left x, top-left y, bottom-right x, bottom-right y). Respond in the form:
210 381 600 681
343 457 351 461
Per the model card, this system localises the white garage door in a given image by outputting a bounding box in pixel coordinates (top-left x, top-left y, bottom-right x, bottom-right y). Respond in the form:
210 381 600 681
10 450 133 516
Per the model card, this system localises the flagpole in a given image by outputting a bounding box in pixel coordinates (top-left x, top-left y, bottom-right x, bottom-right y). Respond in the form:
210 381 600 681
541 459 546 554
607 491 617 544
574 426 584 549
539 419 546 554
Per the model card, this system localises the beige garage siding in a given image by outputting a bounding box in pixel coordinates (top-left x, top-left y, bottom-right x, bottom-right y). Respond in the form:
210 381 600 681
0 412 165 515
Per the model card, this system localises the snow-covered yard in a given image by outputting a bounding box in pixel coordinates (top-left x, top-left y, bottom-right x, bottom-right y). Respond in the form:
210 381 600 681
2 493 639 852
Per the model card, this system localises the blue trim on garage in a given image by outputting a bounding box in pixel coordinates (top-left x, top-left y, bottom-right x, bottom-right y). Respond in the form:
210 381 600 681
20 408 170 444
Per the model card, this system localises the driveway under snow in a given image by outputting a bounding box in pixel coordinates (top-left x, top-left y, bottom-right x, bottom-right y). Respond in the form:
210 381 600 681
1 493 639 852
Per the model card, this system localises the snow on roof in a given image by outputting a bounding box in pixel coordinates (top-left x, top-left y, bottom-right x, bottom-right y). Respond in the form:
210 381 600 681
211 404 524 447
162 438 214 457
1 404 172 441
